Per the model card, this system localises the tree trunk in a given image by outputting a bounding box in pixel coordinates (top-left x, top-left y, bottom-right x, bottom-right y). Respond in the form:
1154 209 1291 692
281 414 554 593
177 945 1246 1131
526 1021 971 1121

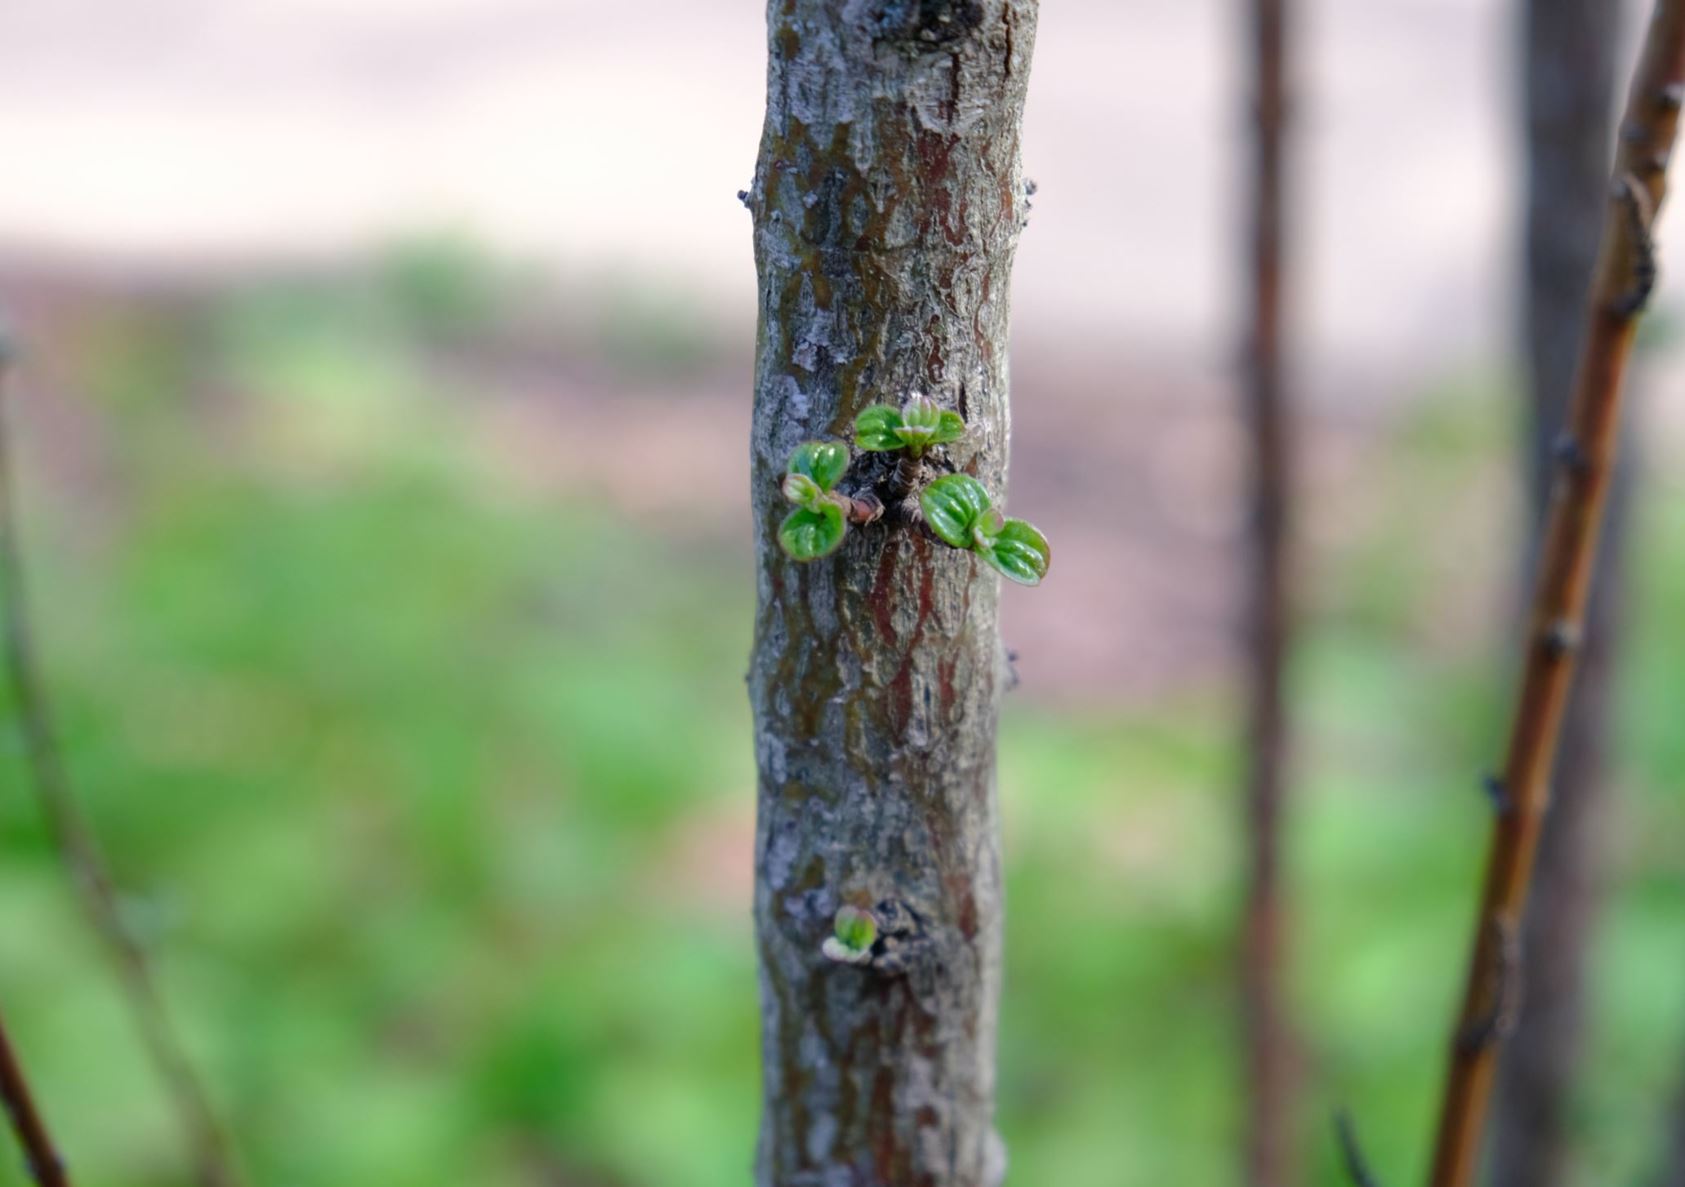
1240 0 1296 1184
745 3 1037 1185
1491 4 1628 1185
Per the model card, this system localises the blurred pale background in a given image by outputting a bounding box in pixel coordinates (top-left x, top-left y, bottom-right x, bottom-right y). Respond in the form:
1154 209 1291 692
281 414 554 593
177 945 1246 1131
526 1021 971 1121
0 2 1682 1186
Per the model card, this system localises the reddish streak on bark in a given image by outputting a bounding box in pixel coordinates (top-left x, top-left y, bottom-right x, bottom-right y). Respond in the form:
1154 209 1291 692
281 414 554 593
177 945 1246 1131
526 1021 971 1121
1426 5 1685 1184
872 542 902 643
916 131 963 246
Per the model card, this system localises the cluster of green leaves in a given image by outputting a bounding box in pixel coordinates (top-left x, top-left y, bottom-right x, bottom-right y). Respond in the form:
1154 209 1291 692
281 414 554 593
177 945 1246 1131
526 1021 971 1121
778 396 1050 586
853 393 966 458
821 906 878 965
921 474 1050 586
777 441 854 560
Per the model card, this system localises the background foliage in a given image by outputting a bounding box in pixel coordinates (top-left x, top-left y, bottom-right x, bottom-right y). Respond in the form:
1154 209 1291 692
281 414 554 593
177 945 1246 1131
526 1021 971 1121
1 247 1684 1187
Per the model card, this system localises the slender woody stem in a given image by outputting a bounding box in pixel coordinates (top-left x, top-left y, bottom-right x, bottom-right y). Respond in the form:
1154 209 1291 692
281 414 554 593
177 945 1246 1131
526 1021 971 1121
1335 1111 1381 1187
891 450 923 501
0 1003 70 1187
1242 0 1297 1183
0 343 241 1187
1425 5 1685 1184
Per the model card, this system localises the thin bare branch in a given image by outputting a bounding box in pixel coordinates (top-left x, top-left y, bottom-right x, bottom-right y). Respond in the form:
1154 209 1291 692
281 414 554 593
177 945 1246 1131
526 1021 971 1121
1241 0 1298 1182
0 338 241 1187
0 1000 71 1187
1334 1110 1382 1187
1425 4 1685 1183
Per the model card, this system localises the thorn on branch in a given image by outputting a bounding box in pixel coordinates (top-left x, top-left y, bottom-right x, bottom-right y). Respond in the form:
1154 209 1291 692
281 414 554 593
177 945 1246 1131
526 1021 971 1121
1541 618 1582 659
1481 772 1511 817
1334 1110 1383 1187
1551 430 1589 476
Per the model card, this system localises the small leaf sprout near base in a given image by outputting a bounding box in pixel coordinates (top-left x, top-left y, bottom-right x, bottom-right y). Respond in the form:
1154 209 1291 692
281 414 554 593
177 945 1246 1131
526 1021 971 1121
822 905 879 965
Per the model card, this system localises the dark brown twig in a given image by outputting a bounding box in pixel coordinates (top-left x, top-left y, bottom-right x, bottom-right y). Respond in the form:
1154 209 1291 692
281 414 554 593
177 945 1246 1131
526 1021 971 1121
1241 0 1298 1183
1426 5 1685 1184
0 1002 70 1187
0 338 241 1187
1334 1110 1381 1187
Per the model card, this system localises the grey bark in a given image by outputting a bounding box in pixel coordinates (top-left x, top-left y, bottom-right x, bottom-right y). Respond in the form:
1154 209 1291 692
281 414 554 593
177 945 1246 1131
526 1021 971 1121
1491 3 1629 1185
745 3 1037 1186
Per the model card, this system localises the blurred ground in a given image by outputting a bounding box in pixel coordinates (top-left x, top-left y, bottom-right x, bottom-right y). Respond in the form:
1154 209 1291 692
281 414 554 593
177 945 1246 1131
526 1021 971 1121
0 3 1683 1187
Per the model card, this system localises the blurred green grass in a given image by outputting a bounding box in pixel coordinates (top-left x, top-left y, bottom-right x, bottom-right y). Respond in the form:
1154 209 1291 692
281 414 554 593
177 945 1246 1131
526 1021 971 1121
1 260 1682 1186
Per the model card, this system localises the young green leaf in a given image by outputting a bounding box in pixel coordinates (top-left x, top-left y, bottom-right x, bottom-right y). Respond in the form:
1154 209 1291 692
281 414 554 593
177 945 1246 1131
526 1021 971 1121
853 405 905 452
900 394 943 434
930 409 966 446
920 474 993 549
782 472 824 509
821 906 878 964
778 502 847 560
893 395 954 456
835 906 877 950
855 396 965 457
787 440 850 492
979 517 1051 586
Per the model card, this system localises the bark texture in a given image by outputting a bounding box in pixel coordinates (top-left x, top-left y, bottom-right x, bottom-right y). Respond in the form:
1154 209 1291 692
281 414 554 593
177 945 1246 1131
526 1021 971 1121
1426 4 1685 1183
1492 3 1628 1184
1239 0 1296 1184
745 3 1037 1185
